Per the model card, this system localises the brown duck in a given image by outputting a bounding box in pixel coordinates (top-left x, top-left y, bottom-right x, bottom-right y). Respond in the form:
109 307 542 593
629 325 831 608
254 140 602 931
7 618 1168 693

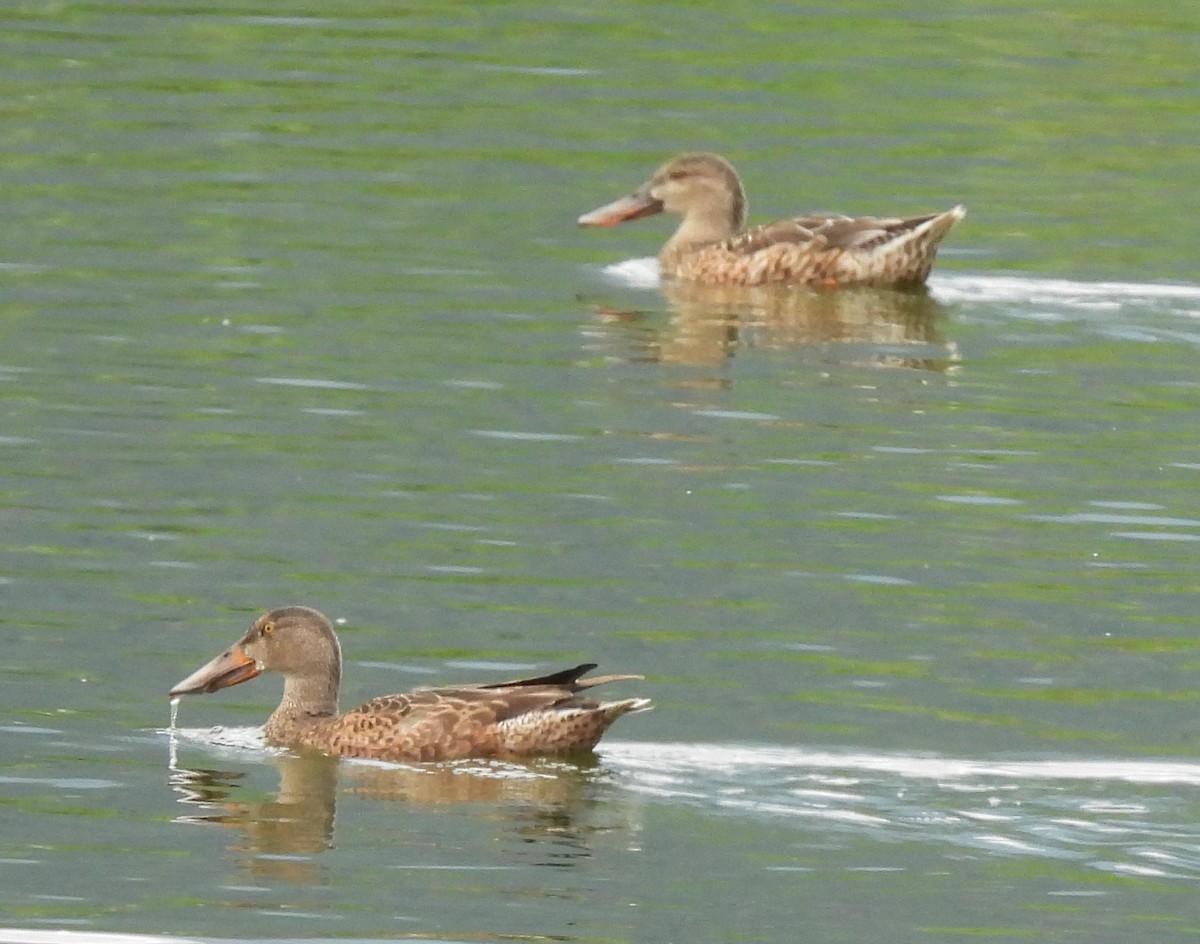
169 606 651 762
578 152 964 288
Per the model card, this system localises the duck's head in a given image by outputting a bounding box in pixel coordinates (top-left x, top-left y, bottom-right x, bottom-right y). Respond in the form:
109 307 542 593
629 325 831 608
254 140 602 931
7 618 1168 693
578 152 747 233
169 606 343 698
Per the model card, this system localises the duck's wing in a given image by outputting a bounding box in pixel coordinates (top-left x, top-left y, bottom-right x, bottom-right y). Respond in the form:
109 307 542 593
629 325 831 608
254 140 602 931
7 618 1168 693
814 212 959 251
676 207 964 287
721 216 838 255
327 666 648 760
724 212 955 256
477 663 644 692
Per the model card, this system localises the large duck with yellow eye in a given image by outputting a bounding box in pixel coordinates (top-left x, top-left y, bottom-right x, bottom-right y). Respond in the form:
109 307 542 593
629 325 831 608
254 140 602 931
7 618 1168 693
578 152 964 288
169 606 650 762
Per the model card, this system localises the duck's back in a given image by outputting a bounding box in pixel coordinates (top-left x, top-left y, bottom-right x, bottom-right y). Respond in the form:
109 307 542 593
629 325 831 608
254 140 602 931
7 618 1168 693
667 206 965 287
268 666 650 762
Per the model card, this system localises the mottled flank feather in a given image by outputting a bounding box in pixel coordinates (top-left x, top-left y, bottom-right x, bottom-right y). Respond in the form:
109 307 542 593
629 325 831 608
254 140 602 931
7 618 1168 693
670 209 965 287
579 152 964 288
314 678 650 762
169 606 650 763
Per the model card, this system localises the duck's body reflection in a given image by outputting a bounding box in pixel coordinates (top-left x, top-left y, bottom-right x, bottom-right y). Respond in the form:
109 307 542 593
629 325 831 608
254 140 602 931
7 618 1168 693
593 281 957 371
170 748 614 882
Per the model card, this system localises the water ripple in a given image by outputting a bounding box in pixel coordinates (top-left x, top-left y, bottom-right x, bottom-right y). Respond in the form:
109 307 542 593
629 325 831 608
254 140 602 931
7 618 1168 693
603 742 1200 880
472 429 583 442
1030 513 1200 527
256 377 368 390
931 274 1200 309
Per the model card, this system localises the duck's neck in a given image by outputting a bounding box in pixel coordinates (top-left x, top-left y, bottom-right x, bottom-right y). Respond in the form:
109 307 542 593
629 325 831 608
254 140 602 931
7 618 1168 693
661 208 740 268
265 674 340 738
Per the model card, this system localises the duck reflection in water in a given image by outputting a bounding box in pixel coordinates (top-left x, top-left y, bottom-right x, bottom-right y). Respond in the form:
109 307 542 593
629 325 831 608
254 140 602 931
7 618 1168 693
589 282 958 372
169 750 618 884
170 753 336 884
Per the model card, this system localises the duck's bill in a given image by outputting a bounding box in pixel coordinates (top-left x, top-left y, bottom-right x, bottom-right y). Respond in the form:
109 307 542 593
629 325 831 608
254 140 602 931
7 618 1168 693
169 643 261 697
578 191 664 227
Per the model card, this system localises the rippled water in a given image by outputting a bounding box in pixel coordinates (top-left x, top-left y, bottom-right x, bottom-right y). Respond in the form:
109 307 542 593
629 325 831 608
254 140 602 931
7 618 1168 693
4 1 1200 943
613 743 1200 878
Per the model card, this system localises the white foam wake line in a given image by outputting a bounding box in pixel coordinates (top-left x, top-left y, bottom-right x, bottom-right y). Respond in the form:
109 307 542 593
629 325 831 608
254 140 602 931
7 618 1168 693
602 742 1200 786
596 261 1200 309
931 273 1200 307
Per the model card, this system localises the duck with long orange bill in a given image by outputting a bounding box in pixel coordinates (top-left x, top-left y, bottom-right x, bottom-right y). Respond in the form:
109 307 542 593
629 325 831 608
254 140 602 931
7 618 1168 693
170 606 650 762
579 152 964 288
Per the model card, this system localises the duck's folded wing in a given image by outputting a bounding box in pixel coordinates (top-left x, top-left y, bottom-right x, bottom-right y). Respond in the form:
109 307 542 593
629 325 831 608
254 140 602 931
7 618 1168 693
815 213 955 251
723 212 952 257
327 684 616 759
723 218 830 254
339 681 614 735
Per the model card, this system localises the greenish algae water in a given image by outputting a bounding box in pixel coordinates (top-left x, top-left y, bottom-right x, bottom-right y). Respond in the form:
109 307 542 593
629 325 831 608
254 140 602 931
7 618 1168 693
2 2 1200 943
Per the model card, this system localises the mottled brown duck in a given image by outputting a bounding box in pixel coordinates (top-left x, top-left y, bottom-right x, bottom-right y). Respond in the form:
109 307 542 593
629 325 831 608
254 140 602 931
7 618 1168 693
578 152 965 288
169 606 651 762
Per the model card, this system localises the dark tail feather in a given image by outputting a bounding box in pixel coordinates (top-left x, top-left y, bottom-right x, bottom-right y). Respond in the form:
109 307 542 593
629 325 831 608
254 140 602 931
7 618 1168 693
482 663 599 690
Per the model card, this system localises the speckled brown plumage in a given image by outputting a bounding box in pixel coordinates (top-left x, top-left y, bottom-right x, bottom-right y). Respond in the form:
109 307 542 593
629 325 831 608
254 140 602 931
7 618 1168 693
169 606 650 762
578 152 964 288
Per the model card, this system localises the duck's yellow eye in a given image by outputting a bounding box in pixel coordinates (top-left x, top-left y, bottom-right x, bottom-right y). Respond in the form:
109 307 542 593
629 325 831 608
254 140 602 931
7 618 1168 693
262 621 274 636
